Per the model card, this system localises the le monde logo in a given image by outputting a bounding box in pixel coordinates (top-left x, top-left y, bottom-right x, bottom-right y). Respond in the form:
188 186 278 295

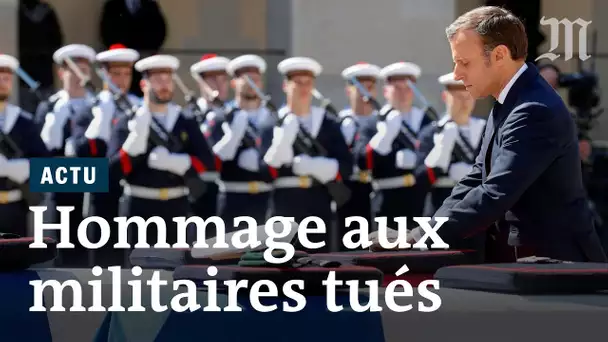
536 17 593 62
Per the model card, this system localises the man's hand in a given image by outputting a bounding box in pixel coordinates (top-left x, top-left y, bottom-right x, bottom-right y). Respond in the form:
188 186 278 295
407 227 422 245
122 109 151 157
40 110 70 151
264 114 298 168
213 110 249 161
369 110 401 155
85 105 114 142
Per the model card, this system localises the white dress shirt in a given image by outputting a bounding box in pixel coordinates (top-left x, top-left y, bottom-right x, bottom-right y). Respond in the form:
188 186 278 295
497 63 528 104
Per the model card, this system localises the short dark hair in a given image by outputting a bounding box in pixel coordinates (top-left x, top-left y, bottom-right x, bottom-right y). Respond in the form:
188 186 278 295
446 6 528 60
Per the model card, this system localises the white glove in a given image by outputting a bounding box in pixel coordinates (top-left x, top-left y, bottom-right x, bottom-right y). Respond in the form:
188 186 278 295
448 162 473 181
40 110 70 151
0 154 8 177
424 122 458 171
308 157 339 184
369 109 401 155
292 154 314 176
164 153 192 176
237 147 260 172
213 111 249 161
148 146 192 176
263 115 299 168
395 149 417 169
275 114 299 146
148 146 171 171
264 143 294 168
6 159 29 184
85 105 113 142
122 109 151 157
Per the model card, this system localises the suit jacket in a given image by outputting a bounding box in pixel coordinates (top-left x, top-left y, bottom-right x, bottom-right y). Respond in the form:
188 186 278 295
432 63 607 262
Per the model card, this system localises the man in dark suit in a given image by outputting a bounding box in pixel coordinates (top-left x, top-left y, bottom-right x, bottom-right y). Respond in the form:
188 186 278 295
408 6 607 262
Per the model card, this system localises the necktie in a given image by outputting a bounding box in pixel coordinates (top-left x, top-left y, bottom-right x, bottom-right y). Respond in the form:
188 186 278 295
484 100 502 175
487 100 520 251
484 100 509 252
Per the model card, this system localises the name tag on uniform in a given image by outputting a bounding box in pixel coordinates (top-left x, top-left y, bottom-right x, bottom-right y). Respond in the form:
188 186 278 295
30 158 109 193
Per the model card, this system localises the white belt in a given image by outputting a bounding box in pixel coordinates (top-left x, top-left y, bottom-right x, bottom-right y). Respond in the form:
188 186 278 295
0 189 23 204
200 171 219 182
123 184 188 201
349 170 372 183
273 176 314 189
372 174 416 190
219 181 273 194
434 177 457 188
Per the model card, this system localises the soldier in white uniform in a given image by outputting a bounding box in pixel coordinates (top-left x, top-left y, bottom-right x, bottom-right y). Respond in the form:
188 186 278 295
336 62 381 249
213 54 273 230
73 43 140 266
261 57 353 252
355 61 436 227
35 44 97 266
189 53 231 220
419 72 484 215
0 54 50 236
106 55 215 246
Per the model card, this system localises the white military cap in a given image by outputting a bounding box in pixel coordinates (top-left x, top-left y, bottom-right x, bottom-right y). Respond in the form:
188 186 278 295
278 57 322 77
380 61 422 79
341 62 381 80
0 54 19 72
438 72 464 86
190 53 230 75
96 43 139 63
226 54 266 76
53 44 96 64
134 54 180 72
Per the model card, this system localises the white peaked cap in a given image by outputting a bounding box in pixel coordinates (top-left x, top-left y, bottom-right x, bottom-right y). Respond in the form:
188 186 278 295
190 53 231 75
189 221 299 260
438 72 465 86
135 55 180 72
278 57 322 77
226 54 266 76
380 61 422 79
96 43 140 63
53 44 96 64
0 54 19 71
341 62 381 80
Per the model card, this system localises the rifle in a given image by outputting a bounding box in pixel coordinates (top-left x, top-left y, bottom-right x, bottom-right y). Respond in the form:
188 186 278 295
63 57 101 106
174 72 215 125
173 73 257 148
406 80 475 164
14 67 45 102
0 67 45 206
243 75 352 207
311 89 339 119
90 63 208 200
349 77 419 151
